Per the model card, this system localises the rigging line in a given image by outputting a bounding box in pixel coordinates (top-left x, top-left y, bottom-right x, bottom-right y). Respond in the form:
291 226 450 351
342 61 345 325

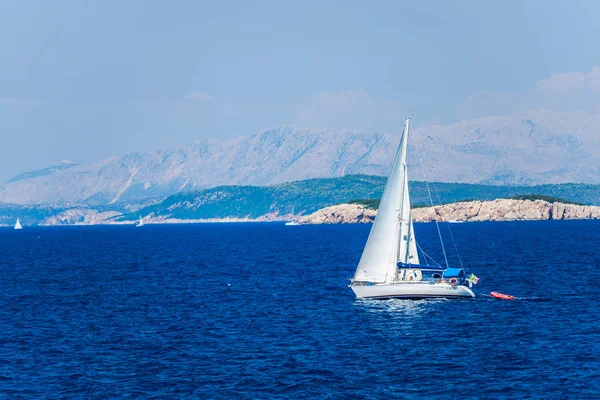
414 236 429 266
416 241 441 266
414 132 449 268
416 241 427 265
431 181 465 269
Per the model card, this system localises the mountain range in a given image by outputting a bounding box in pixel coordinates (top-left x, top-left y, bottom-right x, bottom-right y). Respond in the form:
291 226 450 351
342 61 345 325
2 108 600 205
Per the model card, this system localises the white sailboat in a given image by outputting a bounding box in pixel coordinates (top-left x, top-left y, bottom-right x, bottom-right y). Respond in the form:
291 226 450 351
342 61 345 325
350 119 475 299
14 218 23 230
136 216 144 227
285 206 300 226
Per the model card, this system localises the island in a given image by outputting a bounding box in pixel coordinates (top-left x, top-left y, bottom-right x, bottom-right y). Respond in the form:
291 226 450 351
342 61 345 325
298 197 600 224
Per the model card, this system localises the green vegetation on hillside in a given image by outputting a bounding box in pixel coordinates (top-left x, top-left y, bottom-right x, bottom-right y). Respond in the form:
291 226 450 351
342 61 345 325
348 199 380 210
507 194 584 205
131 175 387 220
123 175 600 221
3 175 600 224
346 194 587 211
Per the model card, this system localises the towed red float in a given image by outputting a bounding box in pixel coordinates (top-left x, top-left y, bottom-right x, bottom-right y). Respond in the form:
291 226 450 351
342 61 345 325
490 291 515 300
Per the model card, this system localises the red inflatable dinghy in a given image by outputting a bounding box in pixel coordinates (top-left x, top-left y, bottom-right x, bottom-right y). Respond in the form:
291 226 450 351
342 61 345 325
490 291 515 300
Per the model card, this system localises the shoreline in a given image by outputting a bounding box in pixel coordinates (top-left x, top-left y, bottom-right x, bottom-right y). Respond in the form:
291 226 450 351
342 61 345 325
298 199 600 224
4 198 600 227
4 218 600 228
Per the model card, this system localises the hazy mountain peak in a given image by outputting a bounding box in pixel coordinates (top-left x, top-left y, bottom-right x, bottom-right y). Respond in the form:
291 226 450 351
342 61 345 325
2 110 600 205
7 161 80 184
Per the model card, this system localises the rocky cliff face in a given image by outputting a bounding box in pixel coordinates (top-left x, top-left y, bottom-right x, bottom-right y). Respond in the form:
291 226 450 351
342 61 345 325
41 210 124 226
298 204 376 224
412 199 600 222
3 108 600 205
300 199 600 224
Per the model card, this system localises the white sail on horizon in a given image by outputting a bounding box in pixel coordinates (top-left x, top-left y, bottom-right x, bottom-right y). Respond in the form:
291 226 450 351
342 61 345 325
14 218 22 230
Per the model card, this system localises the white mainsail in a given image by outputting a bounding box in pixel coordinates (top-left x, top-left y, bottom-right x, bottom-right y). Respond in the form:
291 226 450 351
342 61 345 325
136 216 144 227
353 118 419 283
14 218 22 230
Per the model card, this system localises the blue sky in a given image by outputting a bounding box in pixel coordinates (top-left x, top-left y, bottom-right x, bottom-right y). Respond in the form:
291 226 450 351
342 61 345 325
1 0 599 181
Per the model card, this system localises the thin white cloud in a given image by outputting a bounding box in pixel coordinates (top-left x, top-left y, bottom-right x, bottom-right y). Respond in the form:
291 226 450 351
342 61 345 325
184 91 213 101
294 89 405 130
458 66 600 119
295 89 369 121
0 97 25 105
536 68 600 93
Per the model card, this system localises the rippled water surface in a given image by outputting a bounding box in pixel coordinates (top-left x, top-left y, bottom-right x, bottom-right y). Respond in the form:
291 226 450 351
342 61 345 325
0 221 598 398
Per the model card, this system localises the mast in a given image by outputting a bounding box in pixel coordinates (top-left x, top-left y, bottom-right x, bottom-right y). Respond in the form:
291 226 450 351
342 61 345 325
353 118 418 283
398 166 419 265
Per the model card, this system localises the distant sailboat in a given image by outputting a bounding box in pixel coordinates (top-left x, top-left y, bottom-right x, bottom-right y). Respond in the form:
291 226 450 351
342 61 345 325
285 206 301 226
136 216 144 227
14 218 22 230
349 118 476 299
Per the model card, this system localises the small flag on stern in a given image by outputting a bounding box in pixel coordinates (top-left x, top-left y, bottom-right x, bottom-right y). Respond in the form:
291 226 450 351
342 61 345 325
468 273 480 284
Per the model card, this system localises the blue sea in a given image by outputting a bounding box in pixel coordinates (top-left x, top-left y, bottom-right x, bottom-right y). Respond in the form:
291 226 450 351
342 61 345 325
0 221 598 399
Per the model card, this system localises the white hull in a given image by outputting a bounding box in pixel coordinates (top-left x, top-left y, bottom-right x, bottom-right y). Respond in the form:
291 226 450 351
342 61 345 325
351 282 475 299
285 221 300 226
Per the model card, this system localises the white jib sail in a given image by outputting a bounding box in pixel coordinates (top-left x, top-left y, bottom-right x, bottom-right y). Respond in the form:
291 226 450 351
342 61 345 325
353 118 419 283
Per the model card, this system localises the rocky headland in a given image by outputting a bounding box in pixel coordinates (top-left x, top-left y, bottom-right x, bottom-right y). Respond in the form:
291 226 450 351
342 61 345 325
298 203 377 224
299 199 600 224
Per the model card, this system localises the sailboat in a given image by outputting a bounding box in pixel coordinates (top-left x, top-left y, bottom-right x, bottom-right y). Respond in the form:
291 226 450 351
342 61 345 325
349 119 475 299
14 218 22 230
285 206 300 226
136 216 144 227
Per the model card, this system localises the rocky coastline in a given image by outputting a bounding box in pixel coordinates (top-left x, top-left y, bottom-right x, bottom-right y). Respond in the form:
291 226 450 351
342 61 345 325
298 199 600 224
6 198 600 227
